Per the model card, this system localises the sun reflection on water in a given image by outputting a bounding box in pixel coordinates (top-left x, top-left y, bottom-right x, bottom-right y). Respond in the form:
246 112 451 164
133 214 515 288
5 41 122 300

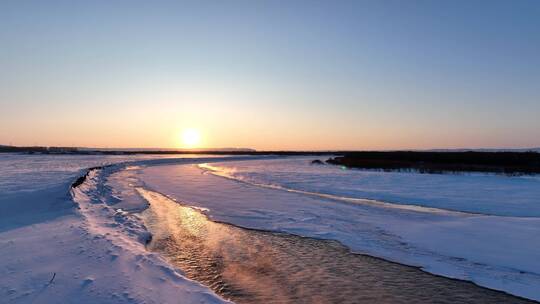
138 188 534 304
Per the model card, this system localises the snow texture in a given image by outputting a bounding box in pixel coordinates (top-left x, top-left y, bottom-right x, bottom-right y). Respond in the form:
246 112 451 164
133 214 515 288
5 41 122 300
0 154 245 304
137 157 540 301
2 154 539 302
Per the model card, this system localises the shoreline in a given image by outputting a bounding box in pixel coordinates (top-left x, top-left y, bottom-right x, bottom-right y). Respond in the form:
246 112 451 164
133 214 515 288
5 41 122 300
138 187 537 303
65 158 540 302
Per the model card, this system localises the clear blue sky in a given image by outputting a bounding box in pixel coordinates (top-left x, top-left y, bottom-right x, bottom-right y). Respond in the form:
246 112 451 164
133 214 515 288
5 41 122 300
1 0 539 149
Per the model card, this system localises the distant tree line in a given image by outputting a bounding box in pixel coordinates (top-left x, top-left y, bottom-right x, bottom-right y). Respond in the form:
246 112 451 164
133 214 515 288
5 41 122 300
0 145 78 153
326 151 540 175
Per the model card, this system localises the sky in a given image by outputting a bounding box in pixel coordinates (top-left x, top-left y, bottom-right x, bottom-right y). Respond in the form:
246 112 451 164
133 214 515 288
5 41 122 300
1 0 539 150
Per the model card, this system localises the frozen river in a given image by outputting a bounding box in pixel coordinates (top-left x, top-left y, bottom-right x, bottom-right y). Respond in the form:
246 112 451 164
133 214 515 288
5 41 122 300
1 154 539 303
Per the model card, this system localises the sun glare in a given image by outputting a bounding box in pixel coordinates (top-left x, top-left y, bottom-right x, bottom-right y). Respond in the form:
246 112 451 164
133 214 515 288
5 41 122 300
181 128 201 148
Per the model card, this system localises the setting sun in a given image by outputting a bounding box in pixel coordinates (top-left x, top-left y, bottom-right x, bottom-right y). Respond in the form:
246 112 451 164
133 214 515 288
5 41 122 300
181 128 201 148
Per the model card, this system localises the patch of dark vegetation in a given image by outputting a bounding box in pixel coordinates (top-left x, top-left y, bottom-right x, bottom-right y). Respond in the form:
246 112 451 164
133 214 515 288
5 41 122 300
326 151 540 175
70 166 105 189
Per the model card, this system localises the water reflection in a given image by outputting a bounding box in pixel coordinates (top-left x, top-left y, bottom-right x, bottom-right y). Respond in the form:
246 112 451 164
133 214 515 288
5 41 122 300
139 188 534 304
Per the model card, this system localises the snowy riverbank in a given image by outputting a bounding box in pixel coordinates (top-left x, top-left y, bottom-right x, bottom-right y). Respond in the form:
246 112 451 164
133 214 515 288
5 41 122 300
2 154 539 302
138 157 540 301
0 154 246 304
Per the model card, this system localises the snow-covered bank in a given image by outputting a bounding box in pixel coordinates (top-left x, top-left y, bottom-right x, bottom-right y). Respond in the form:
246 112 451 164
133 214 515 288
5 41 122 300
203 157 540 217
138 160 540 301
138 187 536 304
0 213 226 304
0 154 246 304
3 154 539 302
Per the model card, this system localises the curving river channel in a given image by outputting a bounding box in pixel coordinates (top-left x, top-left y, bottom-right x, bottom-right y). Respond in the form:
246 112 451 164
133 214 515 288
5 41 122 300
138 188 535 304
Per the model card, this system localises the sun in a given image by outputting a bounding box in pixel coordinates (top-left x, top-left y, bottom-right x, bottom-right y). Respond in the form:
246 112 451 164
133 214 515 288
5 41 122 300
181 128 201 148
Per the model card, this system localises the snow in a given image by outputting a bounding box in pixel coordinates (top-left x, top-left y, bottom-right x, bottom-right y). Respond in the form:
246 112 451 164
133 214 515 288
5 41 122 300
0 214 225 304
2 154 540 302
200 157 540 217
136 158 540 301
0 154 238 304
0 154 173 195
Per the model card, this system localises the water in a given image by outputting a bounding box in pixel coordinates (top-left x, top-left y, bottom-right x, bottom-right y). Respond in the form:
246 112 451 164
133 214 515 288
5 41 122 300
139 188 534 304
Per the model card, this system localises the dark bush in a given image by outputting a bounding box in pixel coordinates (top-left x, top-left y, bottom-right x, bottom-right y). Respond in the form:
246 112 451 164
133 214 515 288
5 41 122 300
326 151 540 175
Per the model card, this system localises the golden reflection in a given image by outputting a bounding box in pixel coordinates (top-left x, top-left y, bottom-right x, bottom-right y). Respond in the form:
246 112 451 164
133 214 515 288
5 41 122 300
178 205 206 236
137 188 527 304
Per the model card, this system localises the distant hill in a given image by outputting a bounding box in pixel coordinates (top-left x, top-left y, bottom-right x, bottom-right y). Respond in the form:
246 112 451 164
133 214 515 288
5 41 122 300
0 145 77 153
0 145 256 154
0 145 46 153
